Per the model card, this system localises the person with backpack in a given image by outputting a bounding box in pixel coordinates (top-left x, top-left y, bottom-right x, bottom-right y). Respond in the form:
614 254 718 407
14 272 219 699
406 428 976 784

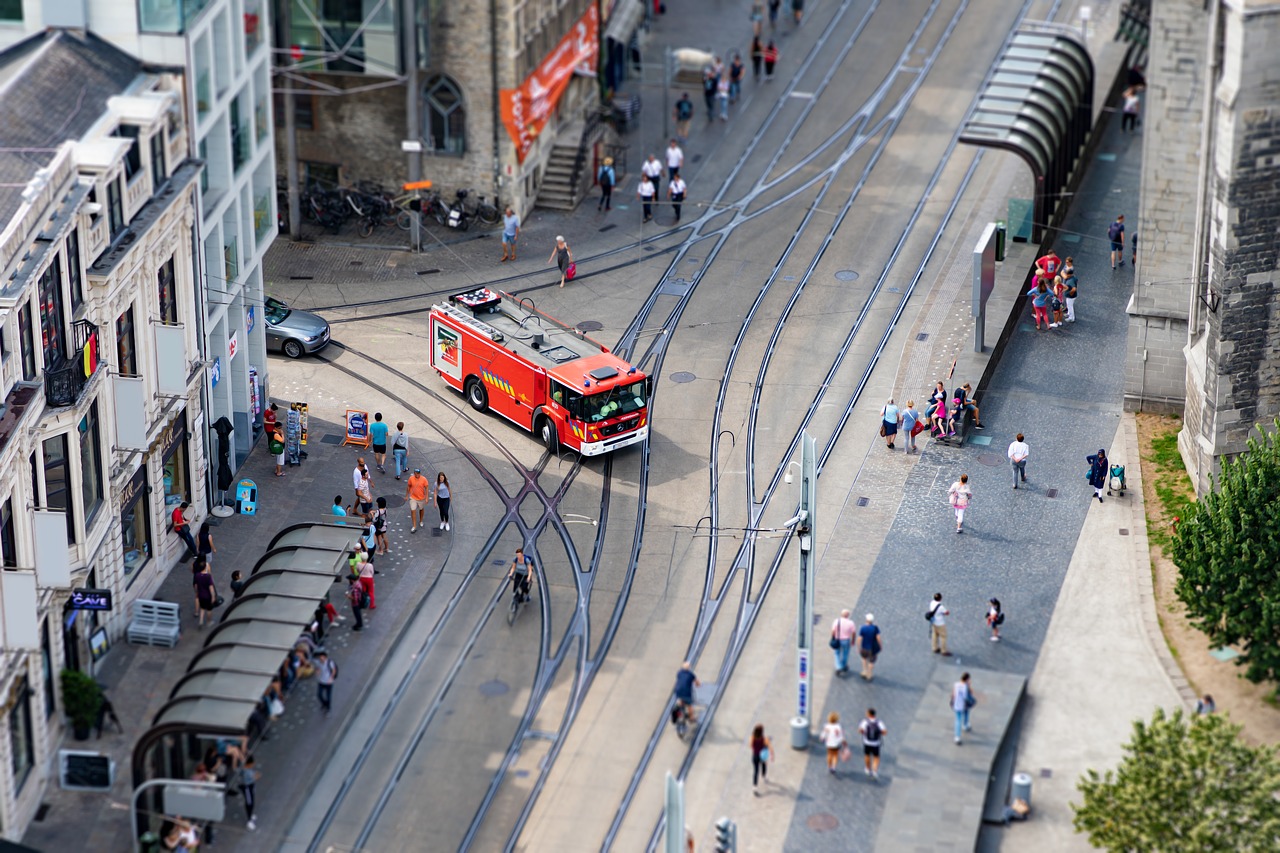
858 709 886 779
674 94 693 143
347 576 366 631
1108 214 1125 269
927 593 950 654
315 651 338 712
986 598 1004 641
597 157 616 212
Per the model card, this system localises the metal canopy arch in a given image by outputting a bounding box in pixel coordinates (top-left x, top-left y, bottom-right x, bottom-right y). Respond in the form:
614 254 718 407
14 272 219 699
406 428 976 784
130 522 358 840
961 26 1094 242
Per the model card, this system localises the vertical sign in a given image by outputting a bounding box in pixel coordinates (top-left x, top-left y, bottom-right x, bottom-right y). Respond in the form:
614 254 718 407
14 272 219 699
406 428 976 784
210 356 221 389
663 772 684 853
972 222 997 353
33 511 71 588
796 432 816 725
228 329 239 361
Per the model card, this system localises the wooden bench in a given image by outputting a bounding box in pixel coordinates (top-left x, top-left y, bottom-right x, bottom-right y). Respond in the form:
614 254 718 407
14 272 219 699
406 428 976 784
126 600 181 647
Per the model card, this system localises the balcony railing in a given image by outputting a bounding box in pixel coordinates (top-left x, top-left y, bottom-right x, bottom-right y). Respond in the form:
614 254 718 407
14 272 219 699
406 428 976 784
44 321 100 409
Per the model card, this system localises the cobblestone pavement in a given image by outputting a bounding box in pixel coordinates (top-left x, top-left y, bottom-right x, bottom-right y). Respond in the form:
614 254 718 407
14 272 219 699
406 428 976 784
782 56 1146 850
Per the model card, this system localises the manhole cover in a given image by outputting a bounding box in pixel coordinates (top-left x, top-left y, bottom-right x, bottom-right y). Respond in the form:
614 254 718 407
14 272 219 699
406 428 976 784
478 679 510 697
670 371 696 383
807 813 839 832
916 333 929 341
834 270 859 281
855 497 869 507
977 453 1003 467
319 434 342 446
380 494 405 509
577 320 603 332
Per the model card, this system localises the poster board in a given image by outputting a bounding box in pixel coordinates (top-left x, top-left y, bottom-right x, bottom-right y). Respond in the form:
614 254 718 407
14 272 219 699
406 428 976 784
286 408 302 466
291 401 309 445
344 410 370 447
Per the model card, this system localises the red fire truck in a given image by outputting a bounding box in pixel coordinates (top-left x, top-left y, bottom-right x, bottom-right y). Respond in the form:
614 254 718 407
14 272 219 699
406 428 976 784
429 288 650 456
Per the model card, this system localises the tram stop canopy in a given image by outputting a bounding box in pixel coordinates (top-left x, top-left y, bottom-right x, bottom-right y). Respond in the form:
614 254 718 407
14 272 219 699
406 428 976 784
132 522 357 789
959 27 1094 242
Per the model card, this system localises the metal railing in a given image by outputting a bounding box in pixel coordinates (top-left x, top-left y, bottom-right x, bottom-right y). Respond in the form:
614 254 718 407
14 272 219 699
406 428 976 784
45 320 99 409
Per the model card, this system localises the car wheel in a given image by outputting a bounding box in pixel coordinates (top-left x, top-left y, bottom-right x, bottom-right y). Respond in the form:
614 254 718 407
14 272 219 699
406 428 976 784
538 417 559 453
283 339 305 359
465 377 489 412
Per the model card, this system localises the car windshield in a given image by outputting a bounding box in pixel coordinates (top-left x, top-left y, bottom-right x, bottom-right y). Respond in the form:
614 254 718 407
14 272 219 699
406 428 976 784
264 296 290 325
582 379 647 423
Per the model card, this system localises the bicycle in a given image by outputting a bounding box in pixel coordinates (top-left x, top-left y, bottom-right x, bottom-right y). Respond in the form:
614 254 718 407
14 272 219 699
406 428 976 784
393 188 444 231
671 699 702 740
506 575 532 625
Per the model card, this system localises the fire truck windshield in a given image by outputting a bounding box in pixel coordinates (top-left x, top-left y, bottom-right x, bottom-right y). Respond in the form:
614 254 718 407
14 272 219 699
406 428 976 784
581 379 647 423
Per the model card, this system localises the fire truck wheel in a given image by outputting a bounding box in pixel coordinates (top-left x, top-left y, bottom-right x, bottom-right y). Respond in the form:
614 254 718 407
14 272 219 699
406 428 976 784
465 377 489 412
538 417 558 453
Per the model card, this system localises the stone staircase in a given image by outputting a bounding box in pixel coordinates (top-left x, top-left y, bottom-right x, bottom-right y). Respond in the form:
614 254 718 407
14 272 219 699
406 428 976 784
537 134 585 210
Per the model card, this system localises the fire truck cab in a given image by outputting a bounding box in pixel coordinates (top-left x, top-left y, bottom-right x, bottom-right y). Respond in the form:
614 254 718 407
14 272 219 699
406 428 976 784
429 288 650 456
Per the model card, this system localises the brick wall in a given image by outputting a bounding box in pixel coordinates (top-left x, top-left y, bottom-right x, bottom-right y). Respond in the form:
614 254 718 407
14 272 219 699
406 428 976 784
1182 2 1280 493
1123 0 1207 413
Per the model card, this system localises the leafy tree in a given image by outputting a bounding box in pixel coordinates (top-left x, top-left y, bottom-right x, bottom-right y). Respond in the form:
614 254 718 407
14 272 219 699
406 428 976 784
1170 418 1280 683
1074 708 1280 852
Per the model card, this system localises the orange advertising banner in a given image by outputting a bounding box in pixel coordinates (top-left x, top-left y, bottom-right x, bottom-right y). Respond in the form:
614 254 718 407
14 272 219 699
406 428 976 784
500 5 599 164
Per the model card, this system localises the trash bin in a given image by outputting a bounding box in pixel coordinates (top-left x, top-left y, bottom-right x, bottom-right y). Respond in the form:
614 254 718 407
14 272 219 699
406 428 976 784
790 716 810 750
1011 771 1033 806
995 220 1007 261
139 831 161 853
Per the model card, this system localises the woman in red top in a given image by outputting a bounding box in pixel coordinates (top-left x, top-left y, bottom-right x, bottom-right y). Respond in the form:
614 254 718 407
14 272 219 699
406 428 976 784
750 724 772 793
763 41 779 80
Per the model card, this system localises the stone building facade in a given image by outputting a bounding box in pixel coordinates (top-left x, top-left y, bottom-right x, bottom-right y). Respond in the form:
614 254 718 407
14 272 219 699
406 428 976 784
0 31 205 840
275 0 636 215
1126 0 1280 494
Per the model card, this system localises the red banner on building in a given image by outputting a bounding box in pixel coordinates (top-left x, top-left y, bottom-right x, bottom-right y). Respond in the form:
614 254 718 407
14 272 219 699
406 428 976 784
500 5 598 164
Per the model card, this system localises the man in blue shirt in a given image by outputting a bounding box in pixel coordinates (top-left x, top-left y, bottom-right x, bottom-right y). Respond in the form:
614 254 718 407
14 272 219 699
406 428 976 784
369 412 390 473
857 614 883 681
501 207 520 260
331 495 347 518
673 661 701 724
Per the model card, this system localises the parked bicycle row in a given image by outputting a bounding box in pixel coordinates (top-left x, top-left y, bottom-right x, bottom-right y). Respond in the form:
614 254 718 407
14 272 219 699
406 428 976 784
277 181 502 238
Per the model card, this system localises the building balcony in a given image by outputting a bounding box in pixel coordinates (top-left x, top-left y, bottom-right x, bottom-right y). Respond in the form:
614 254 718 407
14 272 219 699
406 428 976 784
44 321 100 410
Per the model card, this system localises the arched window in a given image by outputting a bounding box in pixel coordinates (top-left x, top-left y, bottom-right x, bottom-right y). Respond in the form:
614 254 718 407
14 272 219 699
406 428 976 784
423 74 465 156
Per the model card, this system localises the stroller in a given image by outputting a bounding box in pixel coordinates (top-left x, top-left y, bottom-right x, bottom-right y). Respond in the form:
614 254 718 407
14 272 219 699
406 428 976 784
1107 463 1127 496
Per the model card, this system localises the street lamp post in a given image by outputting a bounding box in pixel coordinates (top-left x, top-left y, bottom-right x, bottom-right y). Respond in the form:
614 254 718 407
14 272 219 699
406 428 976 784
791 432 816 749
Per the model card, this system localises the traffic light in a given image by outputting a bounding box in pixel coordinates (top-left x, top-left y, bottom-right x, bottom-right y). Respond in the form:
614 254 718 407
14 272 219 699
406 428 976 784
714 816 737 853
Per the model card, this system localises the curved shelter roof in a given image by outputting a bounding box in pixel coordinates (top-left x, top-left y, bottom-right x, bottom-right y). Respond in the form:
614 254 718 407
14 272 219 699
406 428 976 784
960 27 1094 242
132 522 357 781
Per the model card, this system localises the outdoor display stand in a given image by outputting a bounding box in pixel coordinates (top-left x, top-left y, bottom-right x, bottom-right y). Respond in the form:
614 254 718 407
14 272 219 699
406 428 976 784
286 408 302 466
235 479 258 516
344 409 370 448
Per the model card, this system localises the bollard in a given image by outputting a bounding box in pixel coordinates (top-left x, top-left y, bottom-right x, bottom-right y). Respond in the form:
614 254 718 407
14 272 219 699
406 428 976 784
995 220 1007 261
1011 771 1033 806
790 716 810 750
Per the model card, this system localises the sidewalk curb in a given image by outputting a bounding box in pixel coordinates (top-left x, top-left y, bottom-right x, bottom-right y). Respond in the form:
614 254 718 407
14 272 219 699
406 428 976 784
1122 412 1197 710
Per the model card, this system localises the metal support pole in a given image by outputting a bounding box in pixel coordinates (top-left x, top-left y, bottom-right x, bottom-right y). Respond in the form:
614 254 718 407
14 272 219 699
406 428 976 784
791 432 816 748
663 46 672 143
403 0 422 252
664 771 685 853
132 778 226 853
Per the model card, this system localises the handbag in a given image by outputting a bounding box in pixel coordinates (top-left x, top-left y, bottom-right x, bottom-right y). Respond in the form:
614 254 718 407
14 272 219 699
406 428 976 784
910 420 925 437
267 696 285 717
565 262 577 280
759 747 770 762
878 424 886 437
965 692 977 709
828 635 840 649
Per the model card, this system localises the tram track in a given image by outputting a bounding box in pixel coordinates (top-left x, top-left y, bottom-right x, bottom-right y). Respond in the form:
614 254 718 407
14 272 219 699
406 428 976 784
284 0 1069 847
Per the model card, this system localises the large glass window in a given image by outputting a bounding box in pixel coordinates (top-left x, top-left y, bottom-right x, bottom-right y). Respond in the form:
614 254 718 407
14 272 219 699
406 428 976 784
0 0 22 21
161 423 190 512
288 0 398 75
9 677 33 791
158 258 178 324
42 433 75 545
150 131 167 187
0 497 16 567
41 621 55 719
79 403 103 526
38 257 66 368
424 75 465 156
107 178 124 239
121 470 151 576
117 125 142 181
116 306 137 375
18 301 35 380
66 229 83 313
581 379 649 423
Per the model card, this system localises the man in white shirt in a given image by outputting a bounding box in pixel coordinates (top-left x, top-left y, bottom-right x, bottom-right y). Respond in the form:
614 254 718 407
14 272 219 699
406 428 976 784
642 154 663 199
637 175 656 223
666 139 684 181
1008 433 1029 489
929 593 951 656
668 175 687 223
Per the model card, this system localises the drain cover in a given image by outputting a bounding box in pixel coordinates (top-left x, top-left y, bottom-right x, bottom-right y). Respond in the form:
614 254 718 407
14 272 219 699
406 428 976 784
380 495 406 509
670 371 696 384
977 453 1003 466
834 270 859 281
577 320 603 332
807 813 839 832
478 679 510 697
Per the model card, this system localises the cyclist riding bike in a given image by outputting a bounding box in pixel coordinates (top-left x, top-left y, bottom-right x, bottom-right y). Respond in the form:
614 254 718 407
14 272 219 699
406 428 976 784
672 661 701 726
508 548 535 604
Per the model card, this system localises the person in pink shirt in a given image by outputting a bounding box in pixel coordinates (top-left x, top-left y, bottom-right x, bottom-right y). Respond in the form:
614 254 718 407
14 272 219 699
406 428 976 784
831 609 857 675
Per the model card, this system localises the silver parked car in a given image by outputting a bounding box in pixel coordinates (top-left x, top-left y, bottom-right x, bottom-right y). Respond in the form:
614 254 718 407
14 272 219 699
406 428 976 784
265 296 330 358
